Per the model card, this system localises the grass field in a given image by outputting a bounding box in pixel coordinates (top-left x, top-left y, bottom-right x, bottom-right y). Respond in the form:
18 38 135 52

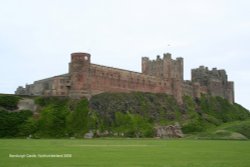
0 139 250 167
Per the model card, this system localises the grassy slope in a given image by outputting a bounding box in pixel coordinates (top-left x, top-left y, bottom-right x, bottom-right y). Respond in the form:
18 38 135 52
189 119 250 140
0 139 250 167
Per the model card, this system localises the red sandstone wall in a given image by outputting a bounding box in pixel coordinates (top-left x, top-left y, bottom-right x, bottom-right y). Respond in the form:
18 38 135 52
67 52 184 103
89 64 173 95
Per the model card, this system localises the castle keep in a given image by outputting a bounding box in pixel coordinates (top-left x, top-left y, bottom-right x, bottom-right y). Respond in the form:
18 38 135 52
15 52 234 103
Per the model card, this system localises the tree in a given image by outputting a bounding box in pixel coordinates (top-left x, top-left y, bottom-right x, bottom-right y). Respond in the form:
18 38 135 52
37 103 69 137
67 99 89 137
0 110 33 137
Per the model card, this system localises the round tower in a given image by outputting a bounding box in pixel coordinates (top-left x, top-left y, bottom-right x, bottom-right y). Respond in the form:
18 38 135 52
69 52 91 73
68 52 91 99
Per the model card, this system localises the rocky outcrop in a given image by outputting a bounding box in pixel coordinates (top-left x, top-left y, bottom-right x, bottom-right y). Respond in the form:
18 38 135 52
155 123 183 138
17 98 37 112
84 131 94 139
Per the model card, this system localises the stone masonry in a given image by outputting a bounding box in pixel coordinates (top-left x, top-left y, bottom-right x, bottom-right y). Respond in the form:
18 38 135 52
15 52 234 104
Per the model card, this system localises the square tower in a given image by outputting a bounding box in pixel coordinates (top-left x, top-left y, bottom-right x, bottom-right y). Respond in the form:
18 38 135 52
142 53 183 81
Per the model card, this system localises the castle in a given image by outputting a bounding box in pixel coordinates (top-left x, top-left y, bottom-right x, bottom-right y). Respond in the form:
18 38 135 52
15 52 234 104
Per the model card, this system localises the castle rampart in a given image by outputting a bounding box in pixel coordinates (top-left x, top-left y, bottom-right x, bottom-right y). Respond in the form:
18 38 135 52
16 52 234 104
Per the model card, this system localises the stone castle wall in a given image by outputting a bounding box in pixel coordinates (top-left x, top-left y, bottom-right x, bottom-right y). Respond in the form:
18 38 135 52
67 53 182 102
16 52 235 104
191 66 234 103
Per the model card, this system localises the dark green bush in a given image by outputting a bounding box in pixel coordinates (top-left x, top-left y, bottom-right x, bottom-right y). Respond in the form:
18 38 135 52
182 120 205 133
0 110 33 137
114 112 154 137
67 99 89 137
0 95 20 110
35 96 68 107
36 100 70 138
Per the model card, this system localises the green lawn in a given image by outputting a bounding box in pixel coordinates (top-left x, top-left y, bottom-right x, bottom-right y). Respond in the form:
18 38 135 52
0 139 250 167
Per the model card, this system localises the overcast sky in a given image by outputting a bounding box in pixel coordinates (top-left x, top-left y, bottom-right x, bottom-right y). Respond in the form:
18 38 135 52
0 0 249 110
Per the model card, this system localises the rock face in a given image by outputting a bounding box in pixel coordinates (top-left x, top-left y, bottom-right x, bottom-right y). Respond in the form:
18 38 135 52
155 124 183 138
84 131 94 139
95 130 110 137
17 98 37 112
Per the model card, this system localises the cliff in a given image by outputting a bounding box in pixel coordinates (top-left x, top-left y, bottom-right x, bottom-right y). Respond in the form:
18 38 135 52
0 93 249 138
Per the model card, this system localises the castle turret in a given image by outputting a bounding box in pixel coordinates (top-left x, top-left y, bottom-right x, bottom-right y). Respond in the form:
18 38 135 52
142 57 149 74
69 52 91 98
69 52 91 73
226 81 234 103
192 82 201 98
176 57 184 81
163 53 171 59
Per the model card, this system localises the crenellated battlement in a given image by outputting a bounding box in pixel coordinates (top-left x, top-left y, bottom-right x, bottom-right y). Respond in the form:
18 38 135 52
190 66 234 103
192 66 228 85
142 53 183 81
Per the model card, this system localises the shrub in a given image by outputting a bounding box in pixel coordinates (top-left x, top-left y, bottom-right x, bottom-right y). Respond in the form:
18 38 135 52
67 99 89 137
0 95 20 110
0 110 33 137
182 120 204 133
226 120 250 138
